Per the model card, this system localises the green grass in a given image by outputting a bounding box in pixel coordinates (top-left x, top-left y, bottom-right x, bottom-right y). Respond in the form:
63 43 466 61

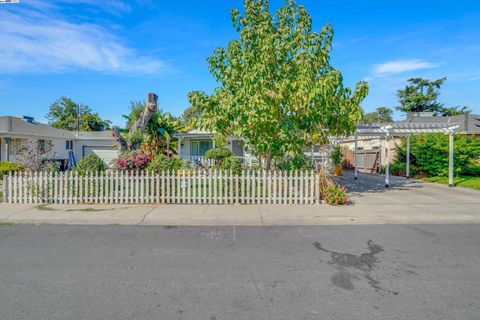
422 176 480 190
0 221 13 225
35 204 59 211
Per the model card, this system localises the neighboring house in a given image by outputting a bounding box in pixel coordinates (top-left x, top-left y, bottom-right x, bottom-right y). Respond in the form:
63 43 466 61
173 130 257 166
0 116 117 168
339 112 480 172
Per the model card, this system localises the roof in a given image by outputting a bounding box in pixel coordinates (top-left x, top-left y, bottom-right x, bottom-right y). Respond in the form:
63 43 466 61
0 116 114 141
173 129 215 138
399 113 480 134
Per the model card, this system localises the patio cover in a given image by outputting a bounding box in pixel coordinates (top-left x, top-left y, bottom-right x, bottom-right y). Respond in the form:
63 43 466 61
349 122 459 188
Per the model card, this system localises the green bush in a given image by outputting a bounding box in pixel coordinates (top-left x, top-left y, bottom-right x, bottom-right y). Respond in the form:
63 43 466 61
395 134 480 177
220 156 242 174
380 162 419 177
147 154 191 173
205 147 232 162
276 153 313 171
0 161 24 178
75 153 105 175
330 145 342 166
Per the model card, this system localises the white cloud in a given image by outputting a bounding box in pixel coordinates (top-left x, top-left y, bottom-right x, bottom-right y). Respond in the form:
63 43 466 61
373 59 438 75
0 2 165 75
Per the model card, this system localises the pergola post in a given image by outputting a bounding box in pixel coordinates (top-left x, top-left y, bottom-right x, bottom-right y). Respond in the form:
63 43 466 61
385 133 390 188
449 133 454 187
406 135 410 179
354 133 358 180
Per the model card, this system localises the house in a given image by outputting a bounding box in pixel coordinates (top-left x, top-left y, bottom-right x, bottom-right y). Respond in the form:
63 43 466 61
0 116 117 168
173 130 257 166
339 112 480 173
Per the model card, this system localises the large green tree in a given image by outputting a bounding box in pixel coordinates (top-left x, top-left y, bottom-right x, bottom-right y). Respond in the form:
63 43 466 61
362 107 394 124
46 97 111 131
189 0 368 170
397 77 470 116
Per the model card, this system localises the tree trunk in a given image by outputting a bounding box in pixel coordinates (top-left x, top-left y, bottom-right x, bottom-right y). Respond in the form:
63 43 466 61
129 92 158 149
265 149 272 172
112 126 128 153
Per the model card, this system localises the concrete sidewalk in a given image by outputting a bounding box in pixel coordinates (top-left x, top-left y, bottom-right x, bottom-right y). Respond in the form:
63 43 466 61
1 172 479 225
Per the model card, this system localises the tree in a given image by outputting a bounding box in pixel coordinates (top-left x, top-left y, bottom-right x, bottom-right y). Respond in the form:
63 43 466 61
119 96 181 158
189 0 368 171
397 77 446 115
46 97 111 131
362 107 394 124
441 105 471 116
180 105 202 128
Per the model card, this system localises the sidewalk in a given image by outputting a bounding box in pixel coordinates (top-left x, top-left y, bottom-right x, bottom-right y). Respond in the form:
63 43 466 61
1 172 479 226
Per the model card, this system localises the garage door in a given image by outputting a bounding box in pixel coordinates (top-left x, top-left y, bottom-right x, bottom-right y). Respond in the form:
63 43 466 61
83 146 119 167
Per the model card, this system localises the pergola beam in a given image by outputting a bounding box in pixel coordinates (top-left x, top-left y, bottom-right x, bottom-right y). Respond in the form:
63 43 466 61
354 133 358 180
449 133 454 187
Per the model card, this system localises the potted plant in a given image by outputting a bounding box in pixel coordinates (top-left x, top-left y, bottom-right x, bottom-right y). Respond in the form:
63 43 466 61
330 145 343 176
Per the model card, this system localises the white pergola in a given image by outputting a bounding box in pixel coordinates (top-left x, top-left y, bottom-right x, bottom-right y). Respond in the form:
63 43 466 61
352 122 459 188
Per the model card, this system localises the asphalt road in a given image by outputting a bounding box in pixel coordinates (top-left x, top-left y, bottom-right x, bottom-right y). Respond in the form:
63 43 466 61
1 225 479 320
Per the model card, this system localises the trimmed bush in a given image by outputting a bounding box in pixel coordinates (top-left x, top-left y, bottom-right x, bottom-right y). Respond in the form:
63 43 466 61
75 153 105 175
205 147 232 163
0 161 24 178
380 162 419 177
147 154 191 173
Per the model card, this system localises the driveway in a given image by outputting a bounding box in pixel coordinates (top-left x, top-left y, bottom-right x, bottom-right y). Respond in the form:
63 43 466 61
0 224 479 320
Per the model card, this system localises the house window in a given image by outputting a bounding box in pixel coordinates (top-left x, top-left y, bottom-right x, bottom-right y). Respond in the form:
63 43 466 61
9 139 27 155
66 140 73 150
190 140 212 156
38 139 52 153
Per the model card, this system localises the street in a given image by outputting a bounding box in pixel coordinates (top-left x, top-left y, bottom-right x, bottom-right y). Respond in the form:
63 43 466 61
1 224 479 320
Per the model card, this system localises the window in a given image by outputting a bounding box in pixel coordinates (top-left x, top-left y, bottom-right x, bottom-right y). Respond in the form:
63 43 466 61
38 139 52 153
190 140 212 156
9 139 27 155
66 140 73 150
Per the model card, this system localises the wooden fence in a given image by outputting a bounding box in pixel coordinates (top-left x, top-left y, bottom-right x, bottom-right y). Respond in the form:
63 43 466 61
4 170 322 205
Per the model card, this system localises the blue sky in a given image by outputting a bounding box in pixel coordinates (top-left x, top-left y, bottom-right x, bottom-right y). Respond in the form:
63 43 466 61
1 0 479 127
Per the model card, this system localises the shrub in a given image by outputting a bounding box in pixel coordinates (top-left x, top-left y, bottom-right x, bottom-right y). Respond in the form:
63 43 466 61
330 145 343 167
323 185 349 206
220 156 242 174
380 162 419 177
0 161 24 178
205 147 232 163
276 153 314 171
75 153 106 175
147 154 191 173
395 134 480 177
115 151 151 171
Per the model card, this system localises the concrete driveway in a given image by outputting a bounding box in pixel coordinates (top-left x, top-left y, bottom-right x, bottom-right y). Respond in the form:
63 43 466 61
0 172 479 225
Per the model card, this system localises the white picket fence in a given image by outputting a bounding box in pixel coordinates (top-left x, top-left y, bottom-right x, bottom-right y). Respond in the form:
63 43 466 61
4 170 322 205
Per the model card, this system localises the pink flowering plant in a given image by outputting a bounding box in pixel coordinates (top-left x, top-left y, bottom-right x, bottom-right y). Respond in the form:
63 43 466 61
324 185 349 206
115 151 151 171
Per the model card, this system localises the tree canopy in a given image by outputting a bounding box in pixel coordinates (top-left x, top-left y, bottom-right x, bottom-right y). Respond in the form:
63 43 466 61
189 0 368 170
362 107 394 124
397 77 470 116
46 97 111 131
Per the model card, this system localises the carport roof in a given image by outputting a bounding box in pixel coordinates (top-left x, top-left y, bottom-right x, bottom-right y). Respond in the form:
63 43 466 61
354 122 460 139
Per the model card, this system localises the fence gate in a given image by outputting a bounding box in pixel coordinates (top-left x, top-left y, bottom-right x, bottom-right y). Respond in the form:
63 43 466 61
342 149 380 173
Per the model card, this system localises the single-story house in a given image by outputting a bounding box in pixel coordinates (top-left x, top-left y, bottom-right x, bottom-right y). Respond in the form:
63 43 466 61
0 116 117 168
173 130 259 166
339 112 480 172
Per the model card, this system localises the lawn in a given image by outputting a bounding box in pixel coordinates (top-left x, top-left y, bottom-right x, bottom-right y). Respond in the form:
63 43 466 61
422 176 480 190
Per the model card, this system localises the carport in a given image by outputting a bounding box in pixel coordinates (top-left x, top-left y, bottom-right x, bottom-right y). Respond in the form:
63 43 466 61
352 122 459 188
